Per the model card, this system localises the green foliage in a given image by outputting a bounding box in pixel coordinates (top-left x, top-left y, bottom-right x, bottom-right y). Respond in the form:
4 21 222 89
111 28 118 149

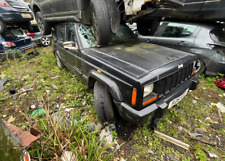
195 150 207 161
29 109 116 160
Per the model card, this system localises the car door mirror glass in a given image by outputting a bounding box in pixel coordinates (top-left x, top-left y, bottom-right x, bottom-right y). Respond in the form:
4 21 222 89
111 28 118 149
63 41 78 50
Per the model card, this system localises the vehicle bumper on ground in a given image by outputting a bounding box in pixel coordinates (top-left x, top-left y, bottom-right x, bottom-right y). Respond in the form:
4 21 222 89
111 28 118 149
19 43 37 54
0 43 36 62
115 75 199 124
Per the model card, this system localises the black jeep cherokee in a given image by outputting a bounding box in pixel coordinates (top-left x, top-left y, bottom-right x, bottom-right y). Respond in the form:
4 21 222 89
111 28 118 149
53 22 199 127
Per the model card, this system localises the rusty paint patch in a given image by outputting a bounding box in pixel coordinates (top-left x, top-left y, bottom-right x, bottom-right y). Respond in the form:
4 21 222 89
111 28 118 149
3 120 42 147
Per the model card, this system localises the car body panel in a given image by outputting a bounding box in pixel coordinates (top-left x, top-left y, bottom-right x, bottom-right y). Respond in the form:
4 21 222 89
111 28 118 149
167 0 225 23
84 42 190 78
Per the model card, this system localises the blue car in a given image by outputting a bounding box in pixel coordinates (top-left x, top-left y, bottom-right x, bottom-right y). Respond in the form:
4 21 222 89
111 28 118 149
0 0 33 34
0 27 36 62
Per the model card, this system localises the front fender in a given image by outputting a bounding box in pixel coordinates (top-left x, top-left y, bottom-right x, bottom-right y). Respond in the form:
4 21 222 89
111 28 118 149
88 70 123 102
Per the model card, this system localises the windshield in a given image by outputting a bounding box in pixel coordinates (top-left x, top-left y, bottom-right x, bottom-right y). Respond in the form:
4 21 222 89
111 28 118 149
210 26 225 43
78 25 97 48
78 24 136 48
2 28 26 40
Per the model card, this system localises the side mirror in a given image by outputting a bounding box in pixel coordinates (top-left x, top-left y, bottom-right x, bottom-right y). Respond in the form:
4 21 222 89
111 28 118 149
63 41 78 50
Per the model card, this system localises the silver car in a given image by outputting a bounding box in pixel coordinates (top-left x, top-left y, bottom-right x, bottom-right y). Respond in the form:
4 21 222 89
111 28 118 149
139 22 225 76
27 24 51 47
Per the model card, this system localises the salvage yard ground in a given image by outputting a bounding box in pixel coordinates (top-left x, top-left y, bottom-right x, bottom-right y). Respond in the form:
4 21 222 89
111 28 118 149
0 46 225 160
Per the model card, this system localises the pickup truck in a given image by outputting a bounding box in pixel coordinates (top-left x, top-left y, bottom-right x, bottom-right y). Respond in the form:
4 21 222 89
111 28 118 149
53 22 199 128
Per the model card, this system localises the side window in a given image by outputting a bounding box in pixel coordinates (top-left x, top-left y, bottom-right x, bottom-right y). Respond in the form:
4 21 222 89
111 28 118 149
162 23 197 38
64 25 78 51
65 25 76 42
57 25 65 41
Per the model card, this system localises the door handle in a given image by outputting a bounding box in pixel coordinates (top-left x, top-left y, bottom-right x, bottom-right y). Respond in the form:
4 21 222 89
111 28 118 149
178 41 187 45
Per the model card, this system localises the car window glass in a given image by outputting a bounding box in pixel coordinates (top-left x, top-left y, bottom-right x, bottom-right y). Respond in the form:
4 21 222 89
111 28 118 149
2 28 25 40
65 25 76 42
10 29 25 37
77 24 136 48
210 26 225 43
63 25 78 51
162 23 197 37
78 25 97 48
57 26 65 41
112 25 136 43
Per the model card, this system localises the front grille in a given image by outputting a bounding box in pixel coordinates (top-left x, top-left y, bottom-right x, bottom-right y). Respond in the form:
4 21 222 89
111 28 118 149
154 63 193 97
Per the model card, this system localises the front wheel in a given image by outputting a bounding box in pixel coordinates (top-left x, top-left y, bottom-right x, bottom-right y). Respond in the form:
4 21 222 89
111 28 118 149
40 37 51 47
94 81 115 124
36 11 51 35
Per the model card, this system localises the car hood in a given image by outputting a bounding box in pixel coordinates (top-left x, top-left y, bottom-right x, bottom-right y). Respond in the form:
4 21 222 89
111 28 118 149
83 42 192 78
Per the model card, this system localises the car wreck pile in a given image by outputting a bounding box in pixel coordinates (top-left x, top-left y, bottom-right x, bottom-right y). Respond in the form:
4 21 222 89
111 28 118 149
30 0 184 45
27 0 225 126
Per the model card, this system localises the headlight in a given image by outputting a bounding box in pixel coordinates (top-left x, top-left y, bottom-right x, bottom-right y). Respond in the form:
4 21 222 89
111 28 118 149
143 84 154 97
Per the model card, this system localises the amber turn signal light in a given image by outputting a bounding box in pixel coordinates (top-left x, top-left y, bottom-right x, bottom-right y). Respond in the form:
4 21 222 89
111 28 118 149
132 88 137 106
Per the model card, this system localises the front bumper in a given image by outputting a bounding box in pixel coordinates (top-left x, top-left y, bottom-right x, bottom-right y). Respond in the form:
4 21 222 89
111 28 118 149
115 74 199 124
0 43 37 62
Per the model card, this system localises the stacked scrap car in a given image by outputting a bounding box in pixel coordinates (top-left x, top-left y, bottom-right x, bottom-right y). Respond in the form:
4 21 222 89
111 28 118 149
0 0 33 34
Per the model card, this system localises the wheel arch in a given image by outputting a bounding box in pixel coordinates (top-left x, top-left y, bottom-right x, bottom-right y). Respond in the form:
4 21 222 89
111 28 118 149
88 70 123 102
32 5 41 16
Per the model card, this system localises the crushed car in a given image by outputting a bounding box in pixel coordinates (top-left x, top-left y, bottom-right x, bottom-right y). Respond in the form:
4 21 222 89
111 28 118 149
52 22 199 128
30 0 225 46
29 0 185 45
0 27 36 62
0 0 33 34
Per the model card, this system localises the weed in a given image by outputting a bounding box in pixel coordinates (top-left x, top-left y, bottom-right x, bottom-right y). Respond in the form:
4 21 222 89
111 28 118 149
195 150 207 161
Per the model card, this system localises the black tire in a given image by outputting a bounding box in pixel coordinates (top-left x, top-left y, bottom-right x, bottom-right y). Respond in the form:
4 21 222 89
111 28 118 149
137 20 160 36
36 11 51 35
55 52 65 69
0 20 6 34
90 0 112 45
94 81 115 124
40 37 51 47
195 59 205 74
